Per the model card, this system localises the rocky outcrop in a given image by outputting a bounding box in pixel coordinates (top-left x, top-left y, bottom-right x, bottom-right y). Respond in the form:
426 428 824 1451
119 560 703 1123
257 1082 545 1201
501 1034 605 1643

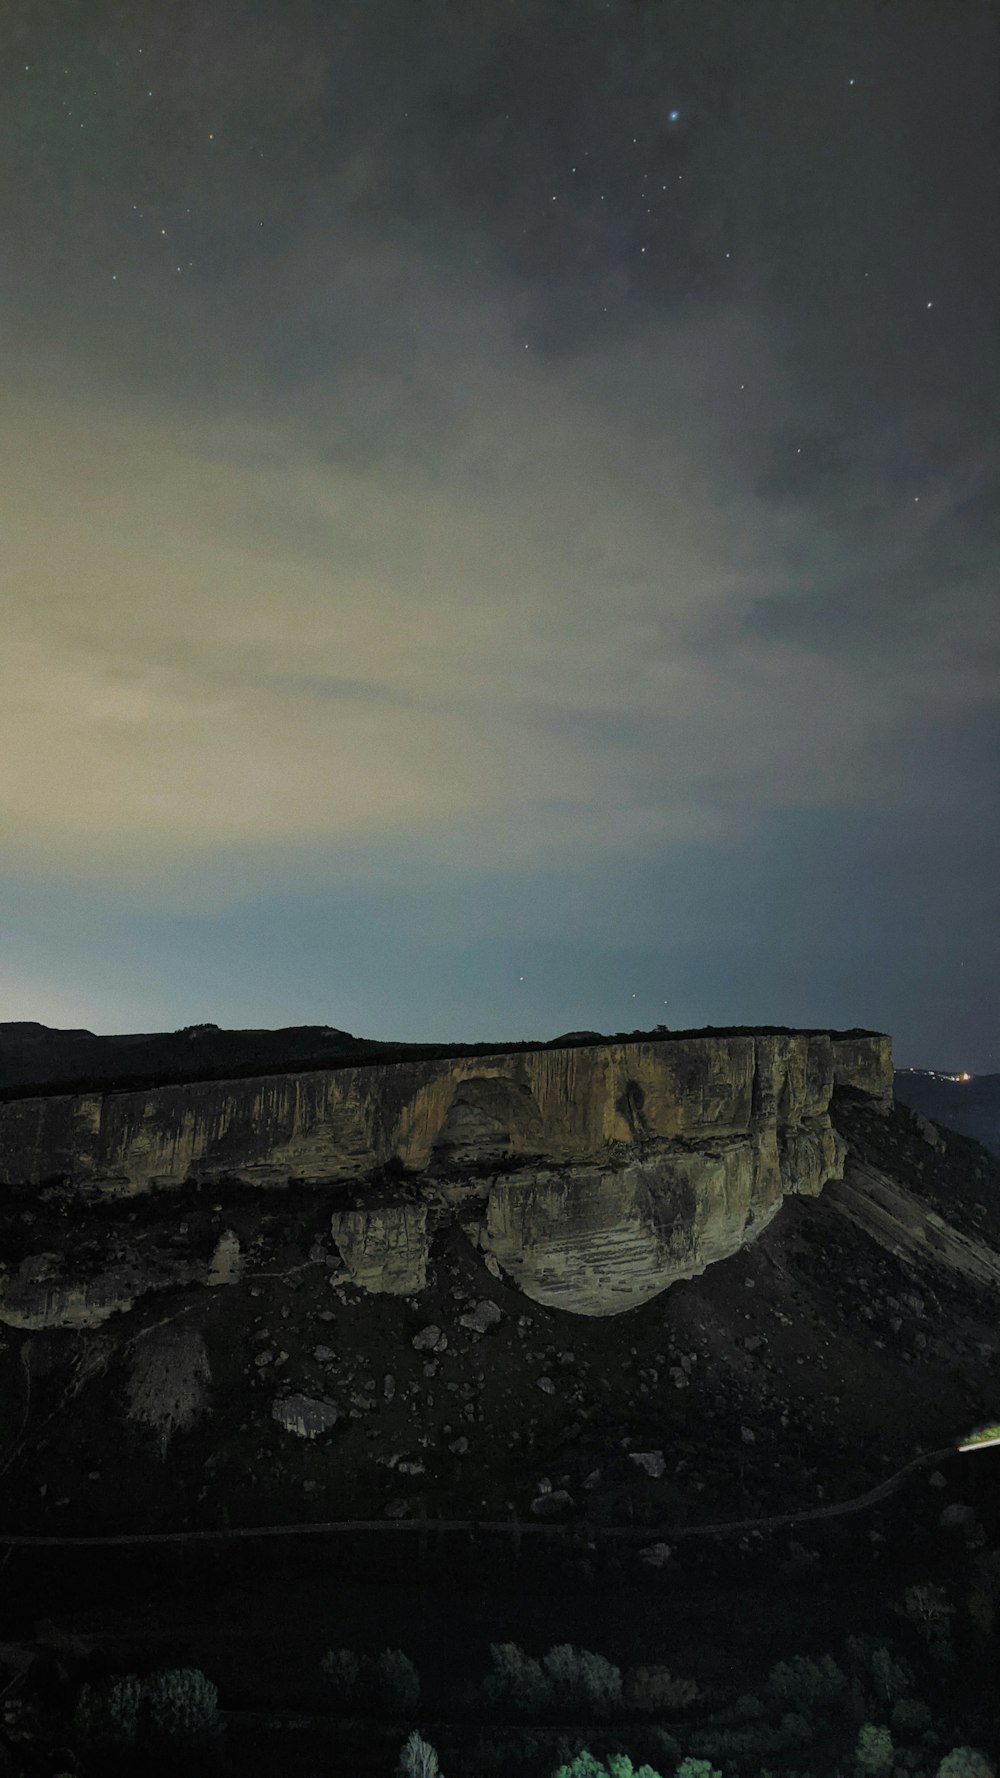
272 1394 340 1439
827 1161 1000 1292
832 1033 894 1105
475 1123 843 1316
0 1251 180 1330
330 1203 429 1295
0 1029 892 1317
125 1324 212 1450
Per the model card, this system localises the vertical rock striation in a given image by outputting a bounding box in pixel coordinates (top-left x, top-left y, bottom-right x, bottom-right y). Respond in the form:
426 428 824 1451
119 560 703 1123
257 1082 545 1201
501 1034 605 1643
0 1029 892 1317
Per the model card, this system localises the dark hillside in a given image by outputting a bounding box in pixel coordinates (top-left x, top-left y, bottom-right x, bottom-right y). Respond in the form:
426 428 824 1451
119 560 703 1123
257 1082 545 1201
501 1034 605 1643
895 1069 1000 1157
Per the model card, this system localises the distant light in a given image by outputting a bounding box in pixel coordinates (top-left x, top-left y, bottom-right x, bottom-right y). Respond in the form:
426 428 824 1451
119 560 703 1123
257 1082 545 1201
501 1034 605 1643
668 109 680 123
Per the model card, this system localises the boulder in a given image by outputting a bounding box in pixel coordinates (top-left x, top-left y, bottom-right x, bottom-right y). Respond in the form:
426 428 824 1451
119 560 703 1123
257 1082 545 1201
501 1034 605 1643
459 1299 503 1334
271 1394 339 1439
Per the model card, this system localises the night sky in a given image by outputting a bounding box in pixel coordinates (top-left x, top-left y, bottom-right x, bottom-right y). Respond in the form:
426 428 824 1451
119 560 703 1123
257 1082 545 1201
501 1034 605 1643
1 0 997 1070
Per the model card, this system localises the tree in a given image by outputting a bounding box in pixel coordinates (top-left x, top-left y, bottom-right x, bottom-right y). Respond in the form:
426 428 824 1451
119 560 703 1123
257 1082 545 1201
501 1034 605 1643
398 1730 441 1778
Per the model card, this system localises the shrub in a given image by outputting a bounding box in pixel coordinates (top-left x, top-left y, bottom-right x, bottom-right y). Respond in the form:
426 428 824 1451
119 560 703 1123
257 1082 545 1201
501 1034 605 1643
936 1750 997 1778
625 1667 700 1715
844 1639 914 1707
320 1646 419 1711
688 1723 787 1761
870 1647 916 1706
374 1649 421 1713
777 1712 814 1748
320 1647 362 1701
73 1668 221 1750
846 1635 883 1672
481 1642 550 1714
899 1586 955 1644
675 1759 722 1778
106 1675 144 1743
543 1646 623 1718
765 1654 847 1711
703 1692 765 1730
143 1668 221 1744
857 1724 895 1775
892 1702 933 1738
398 1730 441 1778
649 1729 682 1764
474 1728 552 1772
965 1587 994 1639
551 1754 663 1778
73 1677 143 1748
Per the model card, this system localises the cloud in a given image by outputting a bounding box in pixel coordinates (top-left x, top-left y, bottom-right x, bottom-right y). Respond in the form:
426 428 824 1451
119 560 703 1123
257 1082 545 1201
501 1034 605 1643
1 215 995 899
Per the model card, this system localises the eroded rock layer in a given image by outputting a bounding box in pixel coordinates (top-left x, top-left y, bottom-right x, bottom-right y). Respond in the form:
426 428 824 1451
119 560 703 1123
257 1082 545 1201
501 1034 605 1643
0 1031 891 1318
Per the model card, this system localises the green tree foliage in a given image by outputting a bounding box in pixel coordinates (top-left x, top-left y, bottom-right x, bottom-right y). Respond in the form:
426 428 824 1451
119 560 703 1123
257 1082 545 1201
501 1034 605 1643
869 1646 916 1706
73 1676 143 1748
319 1646 419 1711
844 1638 915 1707
551 1755 663 1778
543 1645 624 1718
477 1641 624 1716
398 1729 441 1778
936 1750 997 1778
898 1585 956 1658
856 1723 895 1774
143 1668 221 1744
765 1654 847 1710
675 1759 722 1778
73 1668 221 1750
374 1649 421 1713
624 1666 700 1714
320 1647 362 1701
480 1642 550 1714
891 1700 933 1737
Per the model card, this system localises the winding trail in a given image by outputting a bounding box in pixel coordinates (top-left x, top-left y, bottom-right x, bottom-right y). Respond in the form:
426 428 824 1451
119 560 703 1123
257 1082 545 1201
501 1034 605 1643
0 1443 962 1548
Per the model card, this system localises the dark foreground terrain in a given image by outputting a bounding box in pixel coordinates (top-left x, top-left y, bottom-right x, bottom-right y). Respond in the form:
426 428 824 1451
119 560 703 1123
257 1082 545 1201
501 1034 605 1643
894 1071 1000 1158
1 1084 998 1776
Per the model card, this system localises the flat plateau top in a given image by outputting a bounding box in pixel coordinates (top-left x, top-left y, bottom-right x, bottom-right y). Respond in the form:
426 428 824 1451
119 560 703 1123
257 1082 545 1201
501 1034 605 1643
0 1022 885 1103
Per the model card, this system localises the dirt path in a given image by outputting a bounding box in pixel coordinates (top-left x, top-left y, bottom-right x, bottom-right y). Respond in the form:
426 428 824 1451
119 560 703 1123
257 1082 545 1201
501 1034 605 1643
0 1444 958 1548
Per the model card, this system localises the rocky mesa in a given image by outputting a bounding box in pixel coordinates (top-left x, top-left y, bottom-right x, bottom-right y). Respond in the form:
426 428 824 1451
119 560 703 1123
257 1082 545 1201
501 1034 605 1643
0 1028 891 1318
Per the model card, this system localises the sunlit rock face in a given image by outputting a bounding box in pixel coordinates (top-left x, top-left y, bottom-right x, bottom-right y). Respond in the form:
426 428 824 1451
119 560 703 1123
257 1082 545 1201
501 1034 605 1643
476 1109 846 1317
0 1252 172 1330
329 1202 429 1295
0 1029 892 1317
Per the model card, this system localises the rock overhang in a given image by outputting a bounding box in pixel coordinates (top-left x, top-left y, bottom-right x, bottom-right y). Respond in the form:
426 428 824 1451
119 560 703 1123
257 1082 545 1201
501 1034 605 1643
0 1028 892 1319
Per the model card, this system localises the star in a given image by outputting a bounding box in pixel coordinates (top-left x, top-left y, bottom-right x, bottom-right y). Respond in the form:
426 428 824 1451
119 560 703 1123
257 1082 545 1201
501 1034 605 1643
668 109 680 123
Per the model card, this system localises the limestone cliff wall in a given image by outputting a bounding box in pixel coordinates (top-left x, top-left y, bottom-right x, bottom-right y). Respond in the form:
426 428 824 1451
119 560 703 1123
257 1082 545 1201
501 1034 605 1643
0 1030 892 1316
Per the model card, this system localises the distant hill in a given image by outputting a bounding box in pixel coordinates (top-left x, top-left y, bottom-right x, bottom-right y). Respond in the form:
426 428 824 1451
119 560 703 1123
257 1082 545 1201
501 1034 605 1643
894 1068 1000 1155
0 1020 360 1096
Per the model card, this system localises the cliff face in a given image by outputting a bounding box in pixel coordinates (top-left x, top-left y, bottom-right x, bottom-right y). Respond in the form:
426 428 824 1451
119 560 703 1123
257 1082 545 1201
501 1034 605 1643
5 1026 996 1545
0 1031 891 1319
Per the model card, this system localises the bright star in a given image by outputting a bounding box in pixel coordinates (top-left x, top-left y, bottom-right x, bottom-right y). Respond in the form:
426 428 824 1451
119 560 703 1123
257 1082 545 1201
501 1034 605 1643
668 109 680 122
